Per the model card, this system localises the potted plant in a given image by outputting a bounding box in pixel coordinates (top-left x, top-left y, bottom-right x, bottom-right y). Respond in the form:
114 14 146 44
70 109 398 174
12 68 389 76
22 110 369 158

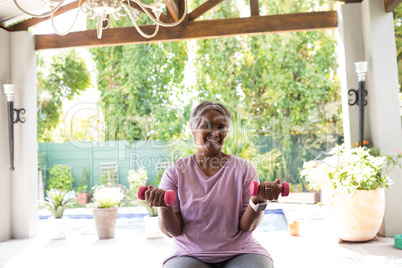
77 168 89 205
92 184 125 239
41 189 75 239
301 143 402 242
128 167 163 239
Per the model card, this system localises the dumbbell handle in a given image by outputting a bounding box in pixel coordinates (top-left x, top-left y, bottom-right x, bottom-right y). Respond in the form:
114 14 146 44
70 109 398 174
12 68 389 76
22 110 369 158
137 185 176 206
250 181 290 197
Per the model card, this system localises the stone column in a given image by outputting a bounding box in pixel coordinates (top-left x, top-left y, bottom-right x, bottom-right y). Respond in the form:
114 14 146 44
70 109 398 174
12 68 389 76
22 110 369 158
337 0 402 236
0 28 12 242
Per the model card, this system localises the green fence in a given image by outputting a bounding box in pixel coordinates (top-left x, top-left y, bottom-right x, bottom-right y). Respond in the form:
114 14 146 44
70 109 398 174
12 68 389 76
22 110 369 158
39 135 339 192
39 140 172 191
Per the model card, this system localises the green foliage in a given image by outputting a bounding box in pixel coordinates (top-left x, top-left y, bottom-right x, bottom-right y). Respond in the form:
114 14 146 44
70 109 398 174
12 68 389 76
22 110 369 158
37 50 91 142
77 168 89 193
38 149 45 171
394 5 402 90
89 34 190 141
41 190 74 219
47 164 75 191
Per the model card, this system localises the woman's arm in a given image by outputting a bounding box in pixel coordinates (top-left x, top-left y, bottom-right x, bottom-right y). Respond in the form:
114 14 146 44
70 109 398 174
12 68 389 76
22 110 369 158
239 180 281 232
145 185 184 237
239 196 265 232
159 207 184 237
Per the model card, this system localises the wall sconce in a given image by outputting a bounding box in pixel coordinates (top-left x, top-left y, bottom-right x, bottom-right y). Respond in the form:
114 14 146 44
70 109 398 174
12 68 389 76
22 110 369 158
3 84 26 171
348 61 368 147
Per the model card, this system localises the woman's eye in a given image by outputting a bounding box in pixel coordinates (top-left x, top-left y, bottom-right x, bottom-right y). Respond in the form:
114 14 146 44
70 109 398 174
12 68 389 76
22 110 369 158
218 126 226 131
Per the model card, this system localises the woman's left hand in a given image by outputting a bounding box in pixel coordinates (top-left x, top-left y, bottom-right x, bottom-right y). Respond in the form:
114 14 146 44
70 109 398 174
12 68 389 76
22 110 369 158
255 179 281 202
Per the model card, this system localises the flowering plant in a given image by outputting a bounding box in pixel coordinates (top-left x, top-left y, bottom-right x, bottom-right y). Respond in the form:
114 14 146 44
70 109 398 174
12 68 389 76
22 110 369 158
301 144 402 193
92 185 125 208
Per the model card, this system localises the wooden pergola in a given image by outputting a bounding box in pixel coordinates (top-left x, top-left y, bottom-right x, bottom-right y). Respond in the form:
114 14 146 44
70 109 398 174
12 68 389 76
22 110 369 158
1 0 400 50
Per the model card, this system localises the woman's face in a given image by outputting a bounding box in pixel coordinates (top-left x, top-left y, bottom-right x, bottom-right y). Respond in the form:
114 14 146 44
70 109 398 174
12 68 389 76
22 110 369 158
193 109 229 156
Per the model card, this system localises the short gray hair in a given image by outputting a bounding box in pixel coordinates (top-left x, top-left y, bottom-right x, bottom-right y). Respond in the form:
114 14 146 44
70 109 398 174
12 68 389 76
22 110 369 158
189 101 232 131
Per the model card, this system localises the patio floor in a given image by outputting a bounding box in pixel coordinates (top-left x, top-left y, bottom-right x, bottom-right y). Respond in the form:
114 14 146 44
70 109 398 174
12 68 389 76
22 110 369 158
1 204 402 268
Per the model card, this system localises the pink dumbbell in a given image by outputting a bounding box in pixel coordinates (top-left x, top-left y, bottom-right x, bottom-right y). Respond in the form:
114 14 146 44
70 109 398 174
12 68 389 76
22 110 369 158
137 185 176 206
250 181 290 197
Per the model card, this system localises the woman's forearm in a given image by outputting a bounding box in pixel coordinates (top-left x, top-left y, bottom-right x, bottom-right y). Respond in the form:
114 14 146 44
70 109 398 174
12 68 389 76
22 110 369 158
158 206 184 237
239 196 265 232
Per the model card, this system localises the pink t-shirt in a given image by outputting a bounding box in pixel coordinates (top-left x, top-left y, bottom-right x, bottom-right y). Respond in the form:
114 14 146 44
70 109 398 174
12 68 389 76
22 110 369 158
159 154 271 264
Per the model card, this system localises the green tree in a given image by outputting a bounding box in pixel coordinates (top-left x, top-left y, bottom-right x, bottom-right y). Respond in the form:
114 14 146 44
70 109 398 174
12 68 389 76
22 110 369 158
37 50 91 142
394 5 402 90
88 14 190 140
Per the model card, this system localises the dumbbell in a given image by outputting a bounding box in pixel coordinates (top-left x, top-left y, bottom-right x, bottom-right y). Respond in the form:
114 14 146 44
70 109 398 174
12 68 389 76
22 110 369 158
250 181 290 197
137 186 176 206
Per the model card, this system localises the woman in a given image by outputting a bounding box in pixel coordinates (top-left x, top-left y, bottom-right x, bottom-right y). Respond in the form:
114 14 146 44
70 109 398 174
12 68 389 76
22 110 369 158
144 101 281 268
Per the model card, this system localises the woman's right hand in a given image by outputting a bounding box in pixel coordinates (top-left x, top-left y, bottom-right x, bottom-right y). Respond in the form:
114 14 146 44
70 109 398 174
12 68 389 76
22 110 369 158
144 185 170 207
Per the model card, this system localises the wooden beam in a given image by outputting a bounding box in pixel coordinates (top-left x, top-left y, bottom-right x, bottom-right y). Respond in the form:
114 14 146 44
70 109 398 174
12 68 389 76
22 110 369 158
35 11 337 50
250 0 259 16
384 0 402 12
332 0 363 2
188 0 224 21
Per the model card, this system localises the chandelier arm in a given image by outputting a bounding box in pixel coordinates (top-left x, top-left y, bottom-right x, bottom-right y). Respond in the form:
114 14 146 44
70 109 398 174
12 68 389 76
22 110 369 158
133 20 159 38
50 0 82 36
13 0 66 18
125 0 187 27
123 4 159 38
97 15 103 39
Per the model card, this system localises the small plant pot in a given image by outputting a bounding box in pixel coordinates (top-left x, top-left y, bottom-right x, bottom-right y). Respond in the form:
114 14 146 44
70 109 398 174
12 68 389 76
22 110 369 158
288 221 300 236
77 193 89 205
93 207 118 239
144 215 163 239
47 216 68 240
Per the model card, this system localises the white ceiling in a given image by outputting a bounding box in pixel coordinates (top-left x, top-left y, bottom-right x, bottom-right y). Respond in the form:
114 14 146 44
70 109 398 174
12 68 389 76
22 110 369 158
0 0 74 26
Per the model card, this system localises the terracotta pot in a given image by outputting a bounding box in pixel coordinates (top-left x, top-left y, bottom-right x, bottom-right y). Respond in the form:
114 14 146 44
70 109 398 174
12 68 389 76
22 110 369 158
144 215 163 239
77 193 89 205
93 207 118 239
331 189 385 242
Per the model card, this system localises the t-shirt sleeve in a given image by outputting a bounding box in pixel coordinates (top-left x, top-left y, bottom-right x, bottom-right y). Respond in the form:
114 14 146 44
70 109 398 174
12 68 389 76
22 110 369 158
242 160 260 214
158 166 180 213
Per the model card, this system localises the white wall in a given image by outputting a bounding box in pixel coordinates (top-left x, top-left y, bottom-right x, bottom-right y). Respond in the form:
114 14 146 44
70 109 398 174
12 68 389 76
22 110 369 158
0 28 12 242
0 29 38 241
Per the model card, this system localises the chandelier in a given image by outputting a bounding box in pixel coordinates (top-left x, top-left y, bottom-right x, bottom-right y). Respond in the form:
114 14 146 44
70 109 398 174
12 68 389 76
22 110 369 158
12 0 187 39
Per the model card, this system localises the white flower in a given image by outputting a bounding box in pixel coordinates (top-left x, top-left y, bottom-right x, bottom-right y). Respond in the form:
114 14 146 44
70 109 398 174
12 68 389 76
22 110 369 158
92 185 125 208
301 144 398 193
